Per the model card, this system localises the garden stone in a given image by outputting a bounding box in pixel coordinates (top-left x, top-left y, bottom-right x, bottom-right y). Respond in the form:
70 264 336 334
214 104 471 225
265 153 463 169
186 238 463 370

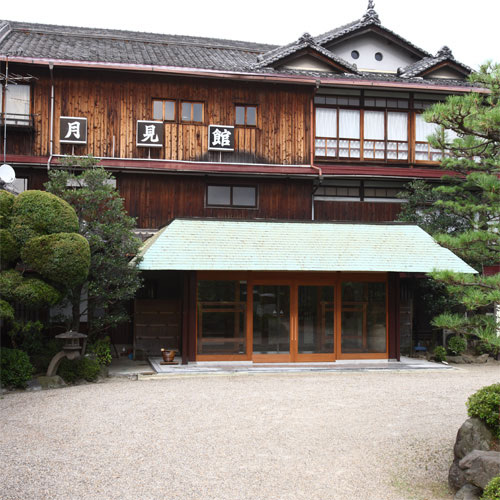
447 355 465 364
459 450 500 489
461 355 476 364
449 460 468 491
36 375 66 390
454 418 494 460
454 483 482 500
474 354 489 364
25 378 42 392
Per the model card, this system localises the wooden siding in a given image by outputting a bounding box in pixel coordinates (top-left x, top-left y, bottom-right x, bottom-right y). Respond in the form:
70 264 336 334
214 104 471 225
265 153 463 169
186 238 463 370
314 200 402 222
5 66 312 165
117 173 313 228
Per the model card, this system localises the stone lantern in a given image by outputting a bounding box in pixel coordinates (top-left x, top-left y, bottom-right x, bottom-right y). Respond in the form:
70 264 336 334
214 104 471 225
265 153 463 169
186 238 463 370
46 330 88 377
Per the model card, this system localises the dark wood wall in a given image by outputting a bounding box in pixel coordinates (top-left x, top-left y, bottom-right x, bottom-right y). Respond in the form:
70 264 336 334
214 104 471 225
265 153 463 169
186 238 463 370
4 65 312 165
117 173 313 228
314 200 402 222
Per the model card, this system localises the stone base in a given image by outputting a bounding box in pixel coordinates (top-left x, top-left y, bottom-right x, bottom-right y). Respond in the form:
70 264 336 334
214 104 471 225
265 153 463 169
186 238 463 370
36 375 66 390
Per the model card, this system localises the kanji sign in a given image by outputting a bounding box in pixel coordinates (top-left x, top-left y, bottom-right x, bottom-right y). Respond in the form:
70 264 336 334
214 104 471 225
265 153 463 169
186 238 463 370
208 125 234 151
137 120 164 147
60 117 87 144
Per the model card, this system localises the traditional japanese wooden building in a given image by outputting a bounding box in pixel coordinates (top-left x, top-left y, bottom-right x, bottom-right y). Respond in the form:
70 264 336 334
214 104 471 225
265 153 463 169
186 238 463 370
0 3 478 363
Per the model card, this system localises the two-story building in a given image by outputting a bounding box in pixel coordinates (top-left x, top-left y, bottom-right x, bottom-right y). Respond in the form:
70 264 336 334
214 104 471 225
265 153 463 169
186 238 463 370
0 3 477 363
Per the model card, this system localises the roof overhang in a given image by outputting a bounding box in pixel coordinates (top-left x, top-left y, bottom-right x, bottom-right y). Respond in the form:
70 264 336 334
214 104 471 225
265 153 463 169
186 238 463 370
137 219 477 274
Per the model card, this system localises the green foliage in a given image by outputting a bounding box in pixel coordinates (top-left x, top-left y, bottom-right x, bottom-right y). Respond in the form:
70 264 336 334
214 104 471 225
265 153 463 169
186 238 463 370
10 190 79 245
476 338 500 357
88 336 112 366
0 190 15 228
467 384 500 439
447 335 467 356
0 269 23 300
0 228 19 269
0 348 33 388
433 345 447 362
46 157 142 335
12 277 62 309
0 299 14 322
58 356 101 383
21 233 90 288
482 476 500 500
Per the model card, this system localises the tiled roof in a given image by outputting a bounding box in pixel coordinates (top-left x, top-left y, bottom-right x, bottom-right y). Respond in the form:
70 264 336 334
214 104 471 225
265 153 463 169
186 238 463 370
253 33 359 74
398 46 473 78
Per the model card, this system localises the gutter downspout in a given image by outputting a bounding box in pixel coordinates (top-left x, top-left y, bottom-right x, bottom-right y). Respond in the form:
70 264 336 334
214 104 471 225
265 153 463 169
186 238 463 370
310 80 323 221
47 61 54 171
2 57 7 164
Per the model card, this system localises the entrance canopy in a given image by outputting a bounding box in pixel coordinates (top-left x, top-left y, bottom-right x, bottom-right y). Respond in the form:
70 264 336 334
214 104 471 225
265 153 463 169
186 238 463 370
137 219 476 274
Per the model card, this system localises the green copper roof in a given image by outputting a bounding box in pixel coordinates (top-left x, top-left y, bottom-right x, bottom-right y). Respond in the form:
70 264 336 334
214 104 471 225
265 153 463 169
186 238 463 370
137 219 477 274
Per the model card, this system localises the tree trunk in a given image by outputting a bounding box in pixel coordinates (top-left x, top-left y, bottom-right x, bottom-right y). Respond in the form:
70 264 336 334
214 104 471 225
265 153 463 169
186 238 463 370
71 285 82 331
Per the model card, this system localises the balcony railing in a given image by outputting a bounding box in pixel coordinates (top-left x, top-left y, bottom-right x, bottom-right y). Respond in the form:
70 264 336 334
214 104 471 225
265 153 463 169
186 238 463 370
0 113 34 128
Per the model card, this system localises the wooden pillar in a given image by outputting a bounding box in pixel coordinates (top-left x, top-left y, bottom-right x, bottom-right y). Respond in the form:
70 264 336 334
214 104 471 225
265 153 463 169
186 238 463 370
181 271 198 364
388 272 401 361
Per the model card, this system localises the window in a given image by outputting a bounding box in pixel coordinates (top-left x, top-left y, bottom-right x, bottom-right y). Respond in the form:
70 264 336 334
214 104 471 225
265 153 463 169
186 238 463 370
415 113 443 162
181 101 203 123
351 50 360 60
152 99 175 121
374 52 383 61
206 185 257 208
314 180 405 202
363 110 408 160
2 84 31 126
235 105 257 126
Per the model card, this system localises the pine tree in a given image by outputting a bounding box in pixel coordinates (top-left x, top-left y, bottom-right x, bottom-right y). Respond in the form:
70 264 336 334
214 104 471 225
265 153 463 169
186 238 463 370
46 157 142 338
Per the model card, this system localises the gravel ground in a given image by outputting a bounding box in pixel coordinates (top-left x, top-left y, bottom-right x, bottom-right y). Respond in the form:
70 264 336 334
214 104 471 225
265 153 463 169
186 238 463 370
1 364 499 500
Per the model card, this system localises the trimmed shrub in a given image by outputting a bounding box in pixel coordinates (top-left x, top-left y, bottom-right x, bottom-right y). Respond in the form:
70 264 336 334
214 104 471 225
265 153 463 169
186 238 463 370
13 278 62 309
88 337 112 366
0 299 14 322
0 348 33 388
476 339 500 357
0 269 23 301
434 345 447 362
0 228 19 269
482 476 500 500
58 356 101 383
467 384 500 439
0 190 15 228
21 233 90 287
448 335 467 356
10 190 79 245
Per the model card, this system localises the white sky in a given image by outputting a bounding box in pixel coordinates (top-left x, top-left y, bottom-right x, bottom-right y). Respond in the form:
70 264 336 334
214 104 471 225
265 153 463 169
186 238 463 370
2 0 499 70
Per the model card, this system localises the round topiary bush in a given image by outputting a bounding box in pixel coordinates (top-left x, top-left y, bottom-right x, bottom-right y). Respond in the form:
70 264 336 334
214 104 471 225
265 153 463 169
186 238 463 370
0 299 14 322
0 269 23 301
13 278 62 308
467 383 500 439
10 190 79 245
448 335 467 356
482 476 500 500
21 233 90 287
0 190 15 228
434 345 447 362
0 348 33 389
0 228 19 269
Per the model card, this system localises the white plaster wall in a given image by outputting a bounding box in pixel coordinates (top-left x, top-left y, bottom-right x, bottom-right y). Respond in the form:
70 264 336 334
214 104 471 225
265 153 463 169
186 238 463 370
283 55 337 72
327 33 420 72
425 67 465 79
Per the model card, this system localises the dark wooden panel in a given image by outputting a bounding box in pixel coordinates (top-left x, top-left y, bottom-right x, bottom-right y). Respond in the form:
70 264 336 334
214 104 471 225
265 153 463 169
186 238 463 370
314 201 402 222
117 173 313 228
388 272 401 360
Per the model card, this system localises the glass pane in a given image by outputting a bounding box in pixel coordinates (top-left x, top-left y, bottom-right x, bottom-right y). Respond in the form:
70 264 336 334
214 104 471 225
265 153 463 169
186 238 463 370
364 111 385 140
298 286 334 354
253 285 290 354
314 96 326 104
232 186 256 207
341 282 386 354
235 106 245 125
207 185 231 206
316 108 337 138
387 112 408 141
192 102 203 122
197 280 247 355
246 107 256 126
339 109 360 139
415 113 439 141
153 100 163 120
181 102 191 121
5 84 30 115
325 97 337 105
165 101 175 121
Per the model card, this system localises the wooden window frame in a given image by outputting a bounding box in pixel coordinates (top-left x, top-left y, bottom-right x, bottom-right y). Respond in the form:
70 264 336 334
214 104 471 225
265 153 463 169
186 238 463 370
205 184 258 209
181 100 204 124
235 104 257 127
152 99 176 122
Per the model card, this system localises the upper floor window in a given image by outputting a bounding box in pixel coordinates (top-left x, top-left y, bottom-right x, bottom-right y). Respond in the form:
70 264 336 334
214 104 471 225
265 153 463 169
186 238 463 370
181 101 203 123
153 99 175 121
235 105 257 126
1 84 31 126
206 184 257 208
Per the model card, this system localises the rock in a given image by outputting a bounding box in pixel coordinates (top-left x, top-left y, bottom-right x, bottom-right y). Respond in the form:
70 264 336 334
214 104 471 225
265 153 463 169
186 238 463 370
36 375 66 390
447 355 465 364
449 460 468 491
454 483 482 500
459 450 500 489
461 355 476 364
25 378 42 391
454 418 494 460
475 354 489 364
